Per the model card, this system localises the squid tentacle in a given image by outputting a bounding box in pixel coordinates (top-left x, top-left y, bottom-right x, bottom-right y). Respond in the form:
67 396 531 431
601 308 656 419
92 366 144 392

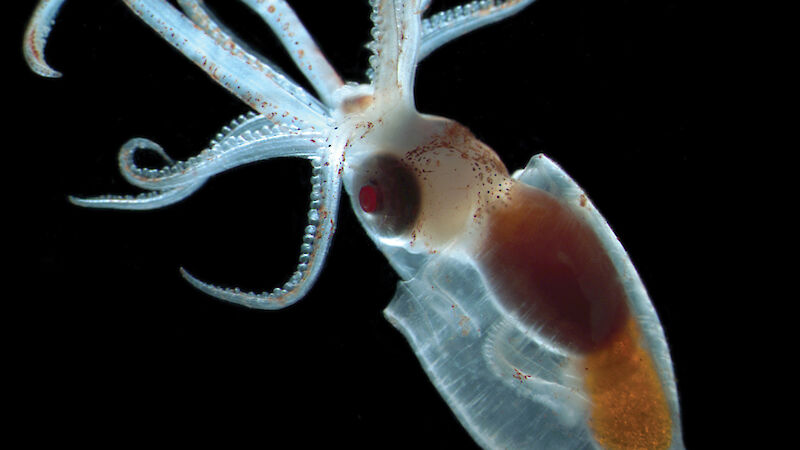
175 1 317 109
68 182 206 210
24 0 332 129
122 0 330 129
180 144 345 310
70 112 324 208
206 111 268 148
366 0 423 108
176 0 276 68
68 137 208 210
419 0 537 61
23 0 68 78
237 0 344 108
177 0 345 106
117 121 324 191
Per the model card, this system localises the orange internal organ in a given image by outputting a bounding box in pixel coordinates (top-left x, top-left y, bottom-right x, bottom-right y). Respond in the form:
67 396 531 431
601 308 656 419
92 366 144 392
582 318 672 449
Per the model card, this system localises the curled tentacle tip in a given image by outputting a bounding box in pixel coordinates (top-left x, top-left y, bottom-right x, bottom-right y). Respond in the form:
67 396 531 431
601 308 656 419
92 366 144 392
23 33 63 78
23 27 62 77
25 54 63 78
24 0 68 78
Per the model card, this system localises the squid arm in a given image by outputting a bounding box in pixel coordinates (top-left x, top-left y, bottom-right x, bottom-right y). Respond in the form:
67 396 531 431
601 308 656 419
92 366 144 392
419 0 538 61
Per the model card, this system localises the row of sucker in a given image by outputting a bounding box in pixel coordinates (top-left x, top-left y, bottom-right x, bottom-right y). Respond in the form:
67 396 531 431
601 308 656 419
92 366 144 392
281 157 326 296
69 136 207 210
67 178 206 210
179 153 341 309
69 111 324 210
421 0 498 36
366 0 514 80
364 0 385 81
118 114 323 191
417 0 535 61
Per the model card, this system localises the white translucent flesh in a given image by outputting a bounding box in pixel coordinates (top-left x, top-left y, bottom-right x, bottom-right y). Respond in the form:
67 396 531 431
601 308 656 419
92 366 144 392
176 0 285 72
368 0 423 108
383 155 684 449
238 0 344 107
23 0 346 310
23 0 67 78
70 113 324 209
122 0 330 129
67 107 342 310
180 141 344 310
419 0 539 61
68 182 205 210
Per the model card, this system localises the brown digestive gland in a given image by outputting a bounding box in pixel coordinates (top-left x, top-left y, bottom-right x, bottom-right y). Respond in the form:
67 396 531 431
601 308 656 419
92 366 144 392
477 181 630 353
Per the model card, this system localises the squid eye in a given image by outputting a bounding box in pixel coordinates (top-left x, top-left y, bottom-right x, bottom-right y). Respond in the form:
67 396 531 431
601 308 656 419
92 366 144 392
354 155 420 238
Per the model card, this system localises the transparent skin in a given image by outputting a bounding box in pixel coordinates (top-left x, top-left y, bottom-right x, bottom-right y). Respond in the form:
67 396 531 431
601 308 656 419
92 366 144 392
342 104 681 449
25 0 683 448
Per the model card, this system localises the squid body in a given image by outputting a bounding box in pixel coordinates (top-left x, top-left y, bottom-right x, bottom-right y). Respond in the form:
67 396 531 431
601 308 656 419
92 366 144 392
25 0 683 448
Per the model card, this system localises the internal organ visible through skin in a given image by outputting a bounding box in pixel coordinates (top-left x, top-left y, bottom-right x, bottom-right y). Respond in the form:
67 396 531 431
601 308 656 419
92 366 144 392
389 120 631 352
478 182 630 353
473 180 672 448
390 122 672 447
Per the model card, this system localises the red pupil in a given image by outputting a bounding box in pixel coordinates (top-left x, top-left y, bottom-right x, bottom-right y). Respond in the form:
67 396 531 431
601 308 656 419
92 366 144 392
359 185 379 213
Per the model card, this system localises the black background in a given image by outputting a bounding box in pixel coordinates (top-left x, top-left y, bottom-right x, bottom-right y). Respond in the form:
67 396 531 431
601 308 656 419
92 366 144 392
10 1 726 448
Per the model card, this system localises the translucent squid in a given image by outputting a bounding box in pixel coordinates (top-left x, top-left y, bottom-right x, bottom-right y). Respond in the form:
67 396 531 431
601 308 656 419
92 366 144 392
25 0 684 448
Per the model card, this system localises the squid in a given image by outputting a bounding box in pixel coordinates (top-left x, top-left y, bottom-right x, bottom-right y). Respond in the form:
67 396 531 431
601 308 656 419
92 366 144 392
25 0 683 448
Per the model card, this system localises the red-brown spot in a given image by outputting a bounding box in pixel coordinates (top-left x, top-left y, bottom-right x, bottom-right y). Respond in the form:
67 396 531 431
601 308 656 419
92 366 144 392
512 368 531 383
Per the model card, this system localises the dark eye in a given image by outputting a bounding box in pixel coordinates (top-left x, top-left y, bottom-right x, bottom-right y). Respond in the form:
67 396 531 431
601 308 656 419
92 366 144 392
354 155 420 237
